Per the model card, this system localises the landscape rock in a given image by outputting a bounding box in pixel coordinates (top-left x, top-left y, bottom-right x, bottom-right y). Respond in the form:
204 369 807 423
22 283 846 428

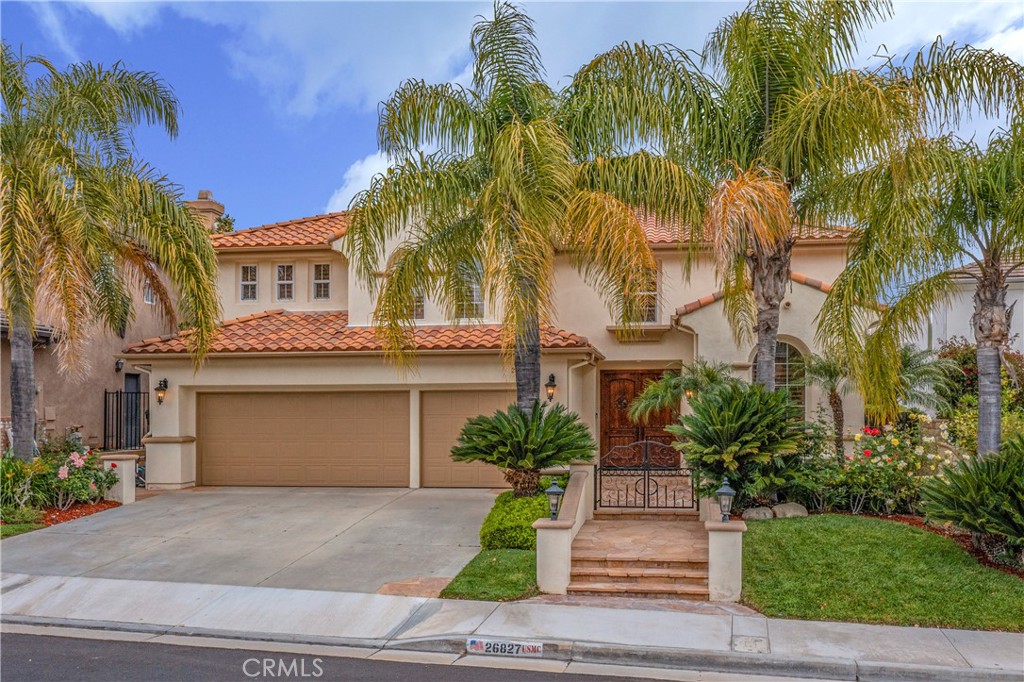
742 507 774 520
772 502 808 518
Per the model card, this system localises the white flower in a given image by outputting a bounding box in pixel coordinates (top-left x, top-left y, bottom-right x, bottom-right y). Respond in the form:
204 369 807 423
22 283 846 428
914 446 924 455
923 436 935 444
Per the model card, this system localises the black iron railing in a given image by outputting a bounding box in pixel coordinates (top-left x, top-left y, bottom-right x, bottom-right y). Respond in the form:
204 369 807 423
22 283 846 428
596 440 696 509
103 390 148 450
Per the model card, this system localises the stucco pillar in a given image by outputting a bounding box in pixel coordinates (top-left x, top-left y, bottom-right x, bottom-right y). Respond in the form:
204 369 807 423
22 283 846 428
101 453 138 504
142 379 195 489
534 525 572 594
705 519 747 602
409 389 421 489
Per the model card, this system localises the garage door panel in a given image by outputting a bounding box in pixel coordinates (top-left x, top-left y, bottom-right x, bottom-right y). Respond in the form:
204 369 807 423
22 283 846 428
198 392 410 487
420 390 515 488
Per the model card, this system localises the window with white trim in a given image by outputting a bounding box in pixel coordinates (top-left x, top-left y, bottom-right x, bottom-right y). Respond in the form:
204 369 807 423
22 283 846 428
240 265 258 301
412 291 426 320
143 284 156 305
455 282 484 319
753 341 806 410
313 263 331 300
276 264 294 301
638 265 660 323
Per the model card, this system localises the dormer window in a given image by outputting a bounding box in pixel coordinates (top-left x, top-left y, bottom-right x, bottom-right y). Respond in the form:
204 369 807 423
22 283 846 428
313 263 331 300
240 265 258 301
276 264 294 301
412 291 426 320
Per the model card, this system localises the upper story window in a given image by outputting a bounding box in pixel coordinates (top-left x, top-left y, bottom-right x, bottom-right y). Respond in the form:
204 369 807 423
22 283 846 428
240 265 258 301
313 263 331 300
412 291 426 320
638 266 660 323
455 282 484 320
753 341 806 410
143 284 156 305
276 264 294 301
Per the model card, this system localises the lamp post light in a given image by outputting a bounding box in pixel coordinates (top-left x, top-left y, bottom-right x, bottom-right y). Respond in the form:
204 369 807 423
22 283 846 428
544 374 557 402
545 481 564 520
155 378 169 405
716 477 736 522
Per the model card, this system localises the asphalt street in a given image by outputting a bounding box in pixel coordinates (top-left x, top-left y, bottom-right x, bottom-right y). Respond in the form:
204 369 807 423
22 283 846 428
0 633 650 682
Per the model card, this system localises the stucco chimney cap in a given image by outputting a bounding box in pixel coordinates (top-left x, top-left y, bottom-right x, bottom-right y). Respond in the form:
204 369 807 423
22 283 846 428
198 189 213 200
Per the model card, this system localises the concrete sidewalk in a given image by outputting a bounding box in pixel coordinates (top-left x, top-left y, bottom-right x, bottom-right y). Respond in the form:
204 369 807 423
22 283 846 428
2 572 1021 682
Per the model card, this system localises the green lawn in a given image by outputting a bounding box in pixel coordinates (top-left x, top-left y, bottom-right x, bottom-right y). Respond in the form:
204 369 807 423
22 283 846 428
743 514 1024 631
440 549 539 601
0 523 44 539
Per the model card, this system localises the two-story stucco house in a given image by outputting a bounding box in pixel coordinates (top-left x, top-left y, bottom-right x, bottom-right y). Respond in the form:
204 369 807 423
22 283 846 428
122 209 864 491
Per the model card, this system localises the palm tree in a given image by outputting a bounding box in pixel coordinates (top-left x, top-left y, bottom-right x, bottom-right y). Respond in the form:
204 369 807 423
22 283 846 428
1 44 220 460
564 0 1020 394
798 352 851 456
820 126 1024 454
896 344 958 414
629 357 741 423
344 2 704 410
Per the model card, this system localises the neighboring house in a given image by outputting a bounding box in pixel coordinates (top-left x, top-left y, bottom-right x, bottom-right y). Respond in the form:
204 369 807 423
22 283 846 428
913 260 1024 355
0 191 225 451
123 210 864 490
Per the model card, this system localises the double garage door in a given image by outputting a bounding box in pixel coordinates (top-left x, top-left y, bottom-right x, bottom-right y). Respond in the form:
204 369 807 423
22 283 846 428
197 390 513 487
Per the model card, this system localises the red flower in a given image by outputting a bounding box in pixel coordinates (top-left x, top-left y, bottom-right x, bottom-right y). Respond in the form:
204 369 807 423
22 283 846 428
863 449 872 457
886 457 892 462
110 463 118 469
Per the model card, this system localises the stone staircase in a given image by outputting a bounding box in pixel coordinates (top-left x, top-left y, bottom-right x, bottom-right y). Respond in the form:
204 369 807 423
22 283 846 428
567 510 709 599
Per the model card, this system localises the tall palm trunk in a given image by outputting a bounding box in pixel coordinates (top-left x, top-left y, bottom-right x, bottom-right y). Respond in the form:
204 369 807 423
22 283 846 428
972 262 1010 456
514 312 542 411
9 321 37 461
750 238 794 392
828 390 845 456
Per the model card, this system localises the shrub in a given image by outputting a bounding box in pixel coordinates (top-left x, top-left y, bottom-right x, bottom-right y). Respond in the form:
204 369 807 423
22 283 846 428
452 402 595 497
479 491 549 550
1 454 53 509
49 450 118 511
668 383 803 507
920 438 1024 566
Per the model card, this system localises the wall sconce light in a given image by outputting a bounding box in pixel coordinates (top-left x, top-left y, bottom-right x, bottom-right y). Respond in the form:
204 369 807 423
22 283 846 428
544 374 557 402
114 358 125 373
684 388 694 400
155 378 169 405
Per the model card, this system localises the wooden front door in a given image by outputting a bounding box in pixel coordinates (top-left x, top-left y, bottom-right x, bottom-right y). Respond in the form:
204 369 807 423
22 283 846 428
599 370 677 466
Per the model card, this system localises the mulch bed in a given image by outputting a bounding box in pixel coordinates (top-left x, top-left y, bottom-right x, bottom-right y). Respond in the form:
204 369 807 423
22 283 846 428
39 500 121 526
867 513 1024 580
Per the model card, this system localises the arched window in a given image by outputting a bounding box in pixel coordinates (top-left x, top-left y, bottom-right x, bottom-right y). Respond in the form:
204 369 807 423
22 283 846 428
753 341 805 410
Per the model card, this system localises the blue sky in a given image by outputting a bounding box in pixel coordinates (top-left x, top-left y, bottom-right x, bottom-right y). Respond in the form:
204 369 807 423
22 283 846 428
2 1 1021 229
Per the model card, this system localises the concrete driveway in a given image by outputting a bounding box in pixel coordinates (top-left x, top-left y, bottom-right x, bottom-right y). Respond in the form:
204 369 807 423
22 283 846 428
0 487 496 594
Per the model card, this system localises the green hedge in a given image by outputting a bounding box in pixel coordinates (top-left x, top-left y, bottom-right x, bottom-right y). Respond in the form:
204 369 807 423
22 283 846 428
480 491 548 550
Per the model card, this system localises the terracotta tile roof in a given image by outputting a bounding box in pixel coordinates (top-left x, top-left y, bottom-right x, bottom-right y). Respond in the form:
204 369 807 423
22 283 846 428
637 213 855 245
123 310 592 355
211 212 350 250
954 257 1024 280
675 272 831 317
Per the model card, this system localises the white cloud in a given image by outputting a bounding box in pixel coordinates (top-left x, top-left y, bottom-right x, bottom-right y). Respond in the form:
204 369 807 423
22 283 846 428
29 2 81 62
326 151 390 213
76 1 164 35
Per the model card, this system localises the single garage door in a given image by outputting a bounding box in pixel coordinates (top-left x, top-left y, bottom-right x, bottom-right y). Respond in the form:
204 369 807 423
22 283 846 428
421 390 515 488
197 392 409 486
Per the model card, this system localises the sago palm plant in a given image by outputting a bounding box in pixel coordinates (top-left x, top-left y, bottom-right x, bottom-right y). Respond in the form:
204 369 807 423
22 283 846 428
344 2 705 409
451 401 596 497
565 0 1021 397
1 43 220 460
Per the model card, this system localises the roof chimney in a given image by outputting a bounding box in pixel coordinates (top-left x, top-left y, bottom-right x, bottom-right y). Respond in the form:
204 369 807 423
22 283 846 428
186 190 225 231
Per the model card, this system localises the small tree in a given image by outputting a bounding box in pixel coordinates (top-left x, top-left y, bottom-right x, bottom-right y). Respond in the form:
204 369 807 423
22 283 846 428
451 402 595 497
629 357 741 423
799 352 851 456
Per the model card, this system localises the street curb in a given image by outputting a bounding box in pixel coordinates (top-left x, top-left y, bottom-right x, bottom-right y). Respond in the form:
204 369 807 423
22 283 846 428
4 615 1021 682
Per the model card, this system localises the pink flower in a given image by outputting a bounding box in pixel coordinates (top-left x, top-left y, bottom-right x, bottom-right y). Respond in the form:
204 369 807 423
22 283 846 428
70 453 85 468
90 482 96 490
58 466 69 480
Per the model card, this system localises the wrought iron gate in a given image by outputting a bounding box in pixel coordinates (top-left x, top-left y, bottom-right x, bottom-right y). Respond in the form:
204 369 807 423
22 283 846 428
596 440 696 509
103 390 149 450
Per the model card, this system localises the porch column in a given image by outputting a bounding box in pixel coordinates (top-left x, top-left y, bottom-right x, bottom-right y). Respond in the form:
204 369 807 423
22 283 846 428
409 389 421 488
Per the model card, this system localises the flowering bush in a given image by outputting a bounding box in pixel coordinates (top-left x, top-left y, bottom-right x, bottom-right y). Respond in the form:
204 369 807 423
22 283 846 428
1 452 53 509
49 450 118 511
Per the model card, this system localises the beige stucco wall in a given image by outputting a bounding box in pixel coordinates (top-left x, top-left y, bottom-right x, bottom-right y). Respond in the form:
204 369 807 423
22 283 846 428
913 275 1024 354
218 249 349 321
1 296 170 448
